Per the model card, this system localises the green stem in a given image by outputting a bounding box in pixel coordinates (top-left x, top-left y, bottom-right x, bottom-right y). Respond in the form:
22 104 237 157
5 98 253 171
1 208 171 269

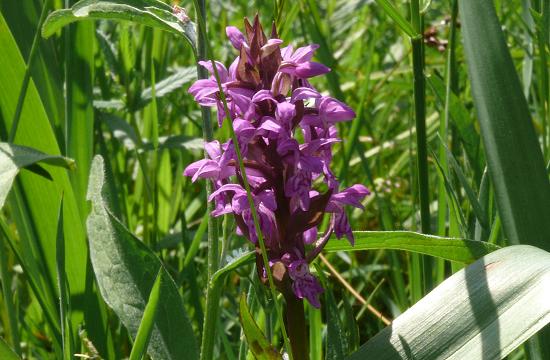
8 0 50 142
410 0 431 294
534 0 549 159
0 228 20 355
193 1 221 360
410 1 430 235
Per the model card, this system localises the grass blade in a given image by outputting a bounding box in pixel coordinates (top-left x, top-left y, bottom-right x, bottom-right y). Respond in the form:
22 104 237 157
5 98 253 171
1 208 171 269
0 337 19 360
55 196 74 360
373 0 419 39
129 269 163 360
323 231 499 264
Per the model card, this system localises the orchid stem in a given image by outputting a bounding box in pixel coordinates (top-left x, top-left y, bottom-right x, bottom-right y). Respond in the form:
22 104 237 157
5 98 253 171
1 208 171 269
284 294 308 360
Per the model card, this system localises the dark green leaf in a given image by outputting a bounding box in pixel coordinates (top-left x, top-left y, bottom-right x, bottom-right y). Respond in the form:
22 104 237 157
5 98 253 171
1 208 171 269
459 0 550 249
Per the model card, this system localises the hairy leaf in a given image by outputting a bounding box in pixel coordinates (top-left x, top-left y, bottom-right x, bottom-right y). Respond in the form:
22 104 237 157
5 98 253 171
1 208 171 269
86 155 198 360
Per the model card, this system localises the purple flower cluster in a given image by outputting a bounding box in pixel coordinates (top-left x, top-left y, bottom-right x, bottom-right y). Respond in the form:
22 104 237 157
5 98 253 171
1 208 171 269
184 17 369 307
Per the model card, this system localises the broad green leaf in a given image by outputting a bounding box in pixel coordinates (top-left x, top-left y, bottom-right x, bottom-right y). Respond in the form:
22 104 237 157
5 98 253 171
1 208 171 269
323 231 499 264
0 142 74 208
459 0 550 249
86 155 198 360
348 245 550 359
129 270 163 360
238 294 280 360
0 13 95 349
0 337 19 360
41 0 197 53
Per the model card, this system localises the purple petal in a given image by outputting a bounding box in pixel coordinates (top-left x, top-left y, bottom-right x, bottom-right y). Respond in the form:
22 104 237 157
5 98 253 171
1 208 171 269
191 160 220 182
261 38 283 56
288 260 324 308
290 44 320 63
226 26 247 50
280 45 294 60
257 117 282 137
319 97 356 122
257 189 277 211
252 90 276 104
183 159 207 177
208 183 245 202
204 140 221 160
276 138 300 162
278 62 298 76
295 62 331 78
291 87 321 103
334 212 354 245
198 60 228 82
275 101 296 125
303 227 318 245
331 184 370 209
233 118 256 141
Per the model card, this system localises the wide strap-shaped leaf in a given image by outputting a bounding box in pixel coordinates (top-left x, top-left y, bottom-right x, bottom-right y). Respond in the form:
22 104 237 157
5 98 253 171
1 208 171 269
86 155 198 360
0 142 74 208
348 245 550 359
459 0 550 249
41 0 196 52
323 231 499 264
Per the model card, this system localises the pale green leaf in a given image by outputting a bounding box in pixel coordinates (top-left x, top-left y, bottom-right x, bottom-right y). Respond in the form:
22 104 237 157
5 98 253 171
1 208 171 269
86 155 198 360
348 245 550 359
0 142 74 208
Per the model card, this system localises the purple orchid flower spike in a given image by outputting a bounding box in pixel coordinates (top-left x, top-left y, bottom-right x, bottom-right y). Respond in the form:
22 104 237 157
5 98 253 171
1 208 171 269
184 17 370 309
